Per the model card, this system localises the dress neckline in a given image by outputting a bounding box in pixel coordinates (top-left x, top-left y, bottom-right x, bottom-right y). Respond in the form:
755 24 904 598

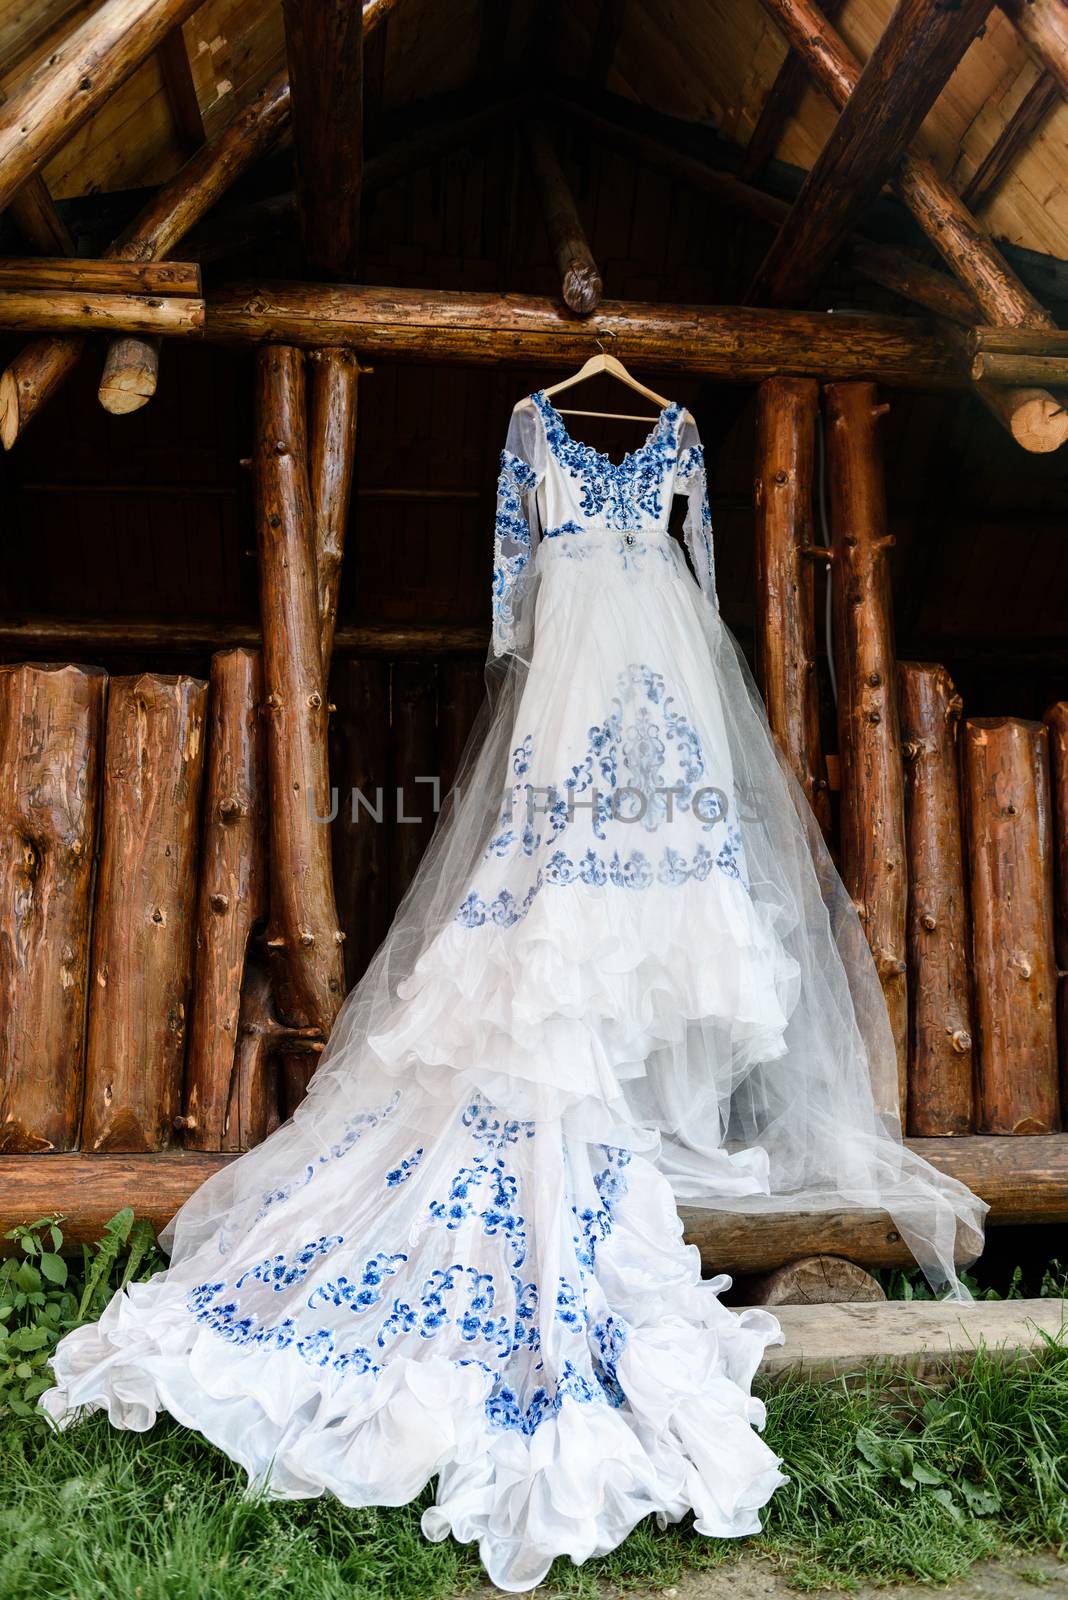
532 391 680 472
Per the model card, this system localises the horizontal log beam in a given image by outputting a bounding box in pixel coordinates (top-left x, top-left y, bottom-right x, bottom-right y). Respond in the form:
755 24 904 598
0 290 203 336
203 284 961 387
0 0 204 217
0 617 490 656
2 1134 1066 1266
972 349 1068 385
751 0 997 307
0 258 201 295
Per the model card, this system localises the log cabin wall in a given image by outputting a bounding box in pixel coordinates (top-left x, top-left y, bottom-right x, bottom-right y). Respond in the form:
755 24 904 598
1 94 1068 1265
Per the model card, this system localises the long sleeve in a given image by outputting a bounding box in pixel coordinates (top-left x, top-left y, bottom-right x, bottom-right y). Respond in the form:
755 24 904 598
492 403 545 658
675 417 717 610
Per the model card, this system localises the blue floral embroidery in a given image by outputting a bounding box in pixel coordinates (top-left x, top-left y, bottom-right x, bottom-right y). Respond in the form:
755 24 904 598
236 1233 344 1293
492 449 539 657
533 392 680 530
385 1148 424 1187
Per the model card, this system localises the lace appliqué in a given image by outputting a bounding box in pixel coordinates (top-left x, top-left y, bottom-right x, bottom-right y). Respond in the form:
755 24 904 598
492 449 539 657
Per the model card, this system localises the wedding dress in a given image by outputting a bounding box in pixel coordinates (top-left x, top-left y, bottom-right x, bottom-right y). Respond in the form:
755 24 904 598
42 390 986 1591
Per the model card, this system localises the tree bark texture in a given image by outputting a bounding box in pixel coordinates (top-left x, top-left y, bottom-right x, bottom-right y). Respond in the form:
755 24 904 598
0 663 106 1152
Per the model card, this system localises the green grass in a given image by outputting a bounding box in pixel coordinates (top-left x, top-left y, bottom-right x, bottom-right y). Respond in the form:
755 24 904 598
2 1215 1068 1598
2 1343 1068 1599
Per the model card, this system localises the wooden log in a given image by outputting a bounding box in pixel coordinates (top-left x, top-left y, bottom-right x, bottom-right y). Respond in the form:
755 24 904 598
1045 701 1068 1119
330 659 392 988
971 350 1068 385
961 72 1059 213
204 286 961 387
255 348 346 1087
739 1254 886 1305
755 0 1066 452
750 0 997 308
309 352 360 675
825 382 908 1111
0 289 203 336
0 664 107 1152
82 673 208 1152
156 24 205 153
0 617 490 656
1000 0 1068 99
739 0 847 180
282 0 363 281
525 122 603 316
898 662 975 1135
753 377 830 836
182 650 267 1152
1 1132 1066 1260
221 957 319 1150
390 661 438 906
848 241 981 325
7 178 75 256
0 259 201 295
0 69 290 450
97 335 161 415
962 716 1059 1134
0 0 204 215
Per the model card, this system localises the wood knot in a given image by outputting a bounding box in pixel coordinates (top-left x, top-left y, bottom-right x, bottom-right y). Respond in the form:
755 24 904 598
269 514 280 528
1009 955 1032 979
267 692 283 709
218 797 242 822
951 1029 972 1053
273 440 288 455
921 912 937 930
209 893 229 914
867 671 882 687
774 469 788 484
868 710 882 724
308 692 322 709
299 931 314 947
335 929 346 943
903 738 922 761
151 906 164 925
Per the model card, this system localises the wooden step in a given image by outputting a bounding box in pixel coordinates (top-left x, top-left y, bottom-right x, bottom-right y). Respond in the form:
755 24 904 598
756 1298 1068 1382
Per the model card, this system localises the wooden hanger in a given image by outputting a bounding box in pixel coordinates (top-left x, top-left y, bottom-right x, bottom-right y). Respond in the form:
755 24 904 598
516 350 692 424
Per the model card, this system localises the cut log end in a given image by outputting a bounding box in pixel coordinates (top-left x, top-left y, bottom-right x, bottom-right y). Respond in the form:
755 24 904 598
98 336 161 415
741 1254 888 1306
1009 390 1068 454
562 263 604 317
0 368 20 450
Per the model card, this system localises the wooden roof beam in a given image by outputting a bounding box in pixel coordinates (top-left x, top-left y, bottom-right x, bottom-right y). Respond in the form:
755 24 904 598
156 24 206 153
282 0 364 281
961 71 1059 213
565 99 980 323
739 0 846 181
0 70 290 449
201 283 960 389
1000 0 1068 98
525 122 603 314
750 0 998 308
755 0 1066 451
0 0 205 217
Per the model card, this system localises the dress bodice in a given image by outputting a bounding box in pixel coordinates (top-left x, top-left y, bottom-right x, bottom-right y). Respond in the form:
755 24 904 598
491 390 715 657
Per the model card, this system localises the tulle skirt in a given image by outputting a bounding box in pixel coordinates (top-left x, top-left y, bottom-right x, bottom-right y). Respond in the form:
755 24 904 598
41 525 985 1590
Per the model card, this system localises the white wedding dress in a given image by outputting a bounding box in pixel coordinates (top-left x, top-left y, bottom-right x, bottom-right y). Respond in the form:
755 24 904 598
42 391 986 1591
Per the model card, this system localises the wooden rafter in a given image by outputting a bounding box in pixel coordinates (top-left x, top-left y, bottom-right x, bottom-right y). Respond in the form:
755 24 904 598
566 98 981 323
0 70 291 450
961 70 1059 213
525 122 603 314
1000 0 1068 98
0 0 204 216
156 24 206 153
750 0 998 308
755 0 1066 451
739 0 846 181
282 0 364 281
